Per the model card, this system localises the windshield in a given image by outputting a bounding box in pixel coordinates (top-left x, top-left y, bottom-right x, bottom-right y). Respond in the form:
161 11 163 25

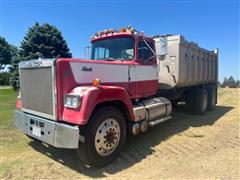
91 37 134 61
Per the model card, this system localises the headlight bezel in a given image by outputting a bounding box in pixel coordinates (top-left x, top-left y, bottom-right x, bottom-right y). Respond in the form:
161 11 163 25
64 94 82 108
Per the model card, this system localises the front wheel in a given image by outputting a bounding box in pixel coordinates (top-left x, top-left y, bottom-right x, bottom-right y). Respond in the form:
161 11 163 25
76 106 126 167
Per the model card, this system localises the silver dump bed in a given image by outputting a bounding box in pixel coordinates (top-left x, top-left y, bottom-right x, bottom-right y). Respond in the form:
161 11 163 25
154 35 218 89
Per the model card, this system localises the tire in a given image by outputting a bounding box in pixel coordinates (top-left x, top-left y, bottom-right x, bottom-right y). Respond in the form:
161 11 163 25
76 106 126 167
194 88 208 115
207 87 216 111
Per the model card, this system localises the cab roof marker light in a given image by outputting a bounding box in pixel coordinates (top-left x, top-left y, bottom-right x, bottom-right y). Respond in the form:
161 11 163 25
96 31 102 37
134 31 139 36
120 28 127 33
130 28 135 33
109 28 115 33
103 29 109 34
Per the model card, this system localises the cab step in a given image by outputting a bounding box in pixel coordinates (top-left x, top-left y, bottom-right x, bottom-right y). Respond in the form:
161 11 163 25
148 116 172 127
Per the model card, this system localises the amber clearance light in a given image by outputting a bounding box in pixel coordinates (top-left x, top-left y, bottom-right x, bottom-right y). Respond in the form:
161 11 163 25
92 79 101 87
120 28 127 33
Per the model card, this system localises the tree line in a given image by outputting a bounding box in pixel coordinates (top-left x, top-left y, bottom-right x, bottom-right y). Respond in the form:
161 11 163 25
0 22 71 90
219 76 240 88
0 22 239 89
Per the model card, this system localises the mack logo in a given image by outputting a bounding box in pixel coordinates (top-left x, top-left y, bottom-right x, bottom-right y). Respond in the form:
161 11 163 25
82 66 93 72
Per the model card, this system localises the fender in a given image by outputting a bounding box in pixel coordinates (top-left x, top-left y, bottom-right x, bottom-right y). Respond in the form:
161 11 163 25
16 99 22 110
62 85 135 125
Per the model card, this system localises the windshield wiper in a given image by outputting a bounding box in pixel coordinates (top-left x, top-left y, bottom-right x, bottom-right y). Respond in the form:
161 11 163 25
105 57 117 61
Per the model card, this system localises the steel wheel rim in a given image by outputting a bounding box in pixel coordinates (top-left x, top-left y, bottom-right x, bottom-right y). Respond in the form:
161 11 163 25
95 118 121 156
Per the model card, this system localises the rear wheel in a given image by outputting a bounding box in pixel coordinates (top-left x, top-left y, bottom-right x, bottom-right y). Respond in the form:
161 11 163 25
207 86 216 111
186 88 208 115
76 106 126 167
194 88 208 115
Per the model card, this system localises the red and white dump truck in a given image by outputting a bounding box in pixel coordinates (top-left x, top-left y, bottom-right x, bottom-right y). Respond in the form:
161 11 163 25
15 27 218 167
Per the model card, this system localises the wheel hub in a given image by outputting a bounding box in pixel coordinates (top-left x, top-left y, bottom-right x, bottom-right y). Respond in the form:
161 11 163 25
95 119 120 156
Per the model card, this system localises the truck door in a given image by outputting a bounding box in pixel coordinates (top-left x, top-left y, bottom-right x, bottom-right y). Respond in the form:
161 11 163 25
129 39 159 97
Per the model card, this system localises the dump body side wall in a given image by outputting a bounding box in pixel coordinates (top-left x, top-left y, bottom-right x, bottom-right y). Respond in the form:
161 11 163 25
155 35 218 90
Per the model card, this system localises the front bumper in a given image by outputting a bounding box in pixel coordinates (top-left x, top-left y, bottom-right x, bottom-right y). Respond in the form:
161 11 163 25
14 110 79 149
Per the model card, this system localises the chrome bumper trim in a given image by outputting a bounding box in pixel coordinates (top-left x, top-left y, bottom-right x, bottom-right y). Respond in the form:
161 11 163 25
14 110 79 149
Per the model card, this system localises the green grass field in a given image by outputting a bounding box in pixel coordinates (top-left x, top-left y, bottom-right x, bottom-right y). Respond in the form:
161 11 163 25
0 87 17 138
0 87 239 179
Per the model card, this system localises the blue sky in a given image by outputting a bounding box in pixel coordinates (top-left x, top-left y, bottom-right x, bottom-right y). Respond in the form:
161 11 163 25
0 0 239 81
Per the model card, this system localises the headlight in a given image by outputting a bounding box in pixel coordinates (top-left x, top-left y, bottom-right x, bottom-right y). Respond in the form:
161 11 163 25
66 96 72 106
64 94 81 108
71 96 79 107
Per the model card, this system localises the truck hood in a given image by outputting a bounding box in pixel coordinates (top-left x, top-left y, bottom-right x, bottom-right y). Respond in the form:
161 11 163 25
57 58 131 85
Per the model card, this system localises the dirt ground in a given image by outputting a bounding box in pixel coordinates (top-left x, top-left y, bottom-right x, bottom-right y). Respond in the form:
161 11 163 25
1 88 239 179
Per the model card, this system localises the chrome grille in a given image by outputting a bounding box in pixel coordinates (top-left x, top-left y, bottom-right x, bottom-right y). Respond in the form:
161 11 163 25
19 59 56 120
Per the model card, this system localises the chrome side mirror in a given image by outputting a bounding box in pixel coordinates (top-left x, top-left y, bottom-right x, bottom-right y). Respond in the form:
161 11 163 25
155 36 168 60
